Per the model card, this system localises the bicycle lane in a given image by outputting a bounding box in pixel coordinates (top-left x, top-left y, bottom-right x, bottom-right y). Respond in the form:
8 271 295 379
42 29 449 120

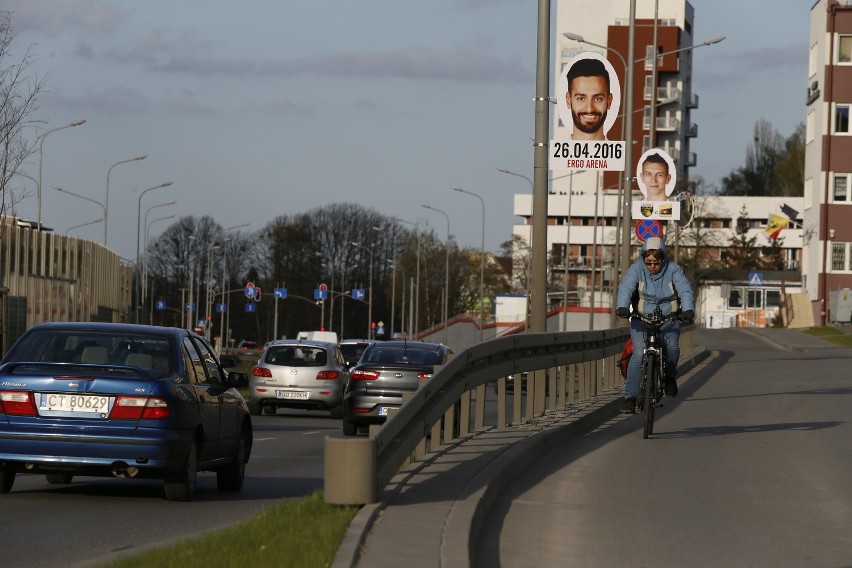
476 328 852 568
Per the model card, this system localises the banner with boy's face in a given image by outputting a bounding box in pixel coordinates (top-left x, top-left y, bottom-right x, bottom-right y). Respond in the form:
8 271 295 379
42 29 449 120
632 148 680 221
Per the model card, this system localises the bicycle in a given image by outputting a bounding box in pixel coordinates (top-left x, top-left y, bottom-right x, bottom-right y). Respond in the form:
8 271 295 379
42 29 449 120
622 307 686 439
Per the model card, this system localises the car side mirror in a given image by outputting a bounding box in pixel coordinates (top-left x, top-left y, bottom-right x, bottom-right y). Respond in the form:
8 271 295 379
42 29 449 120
227 371 248 388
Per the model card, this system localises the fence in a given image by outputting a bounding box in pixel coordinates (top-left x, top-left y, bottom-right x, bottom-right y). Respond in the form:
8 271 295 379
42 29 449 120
325 326 693 504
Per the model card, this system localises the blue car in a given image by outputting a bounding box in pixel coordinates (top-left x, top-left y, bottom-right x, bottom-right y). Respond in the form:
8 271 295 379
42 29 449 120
0 322 252 501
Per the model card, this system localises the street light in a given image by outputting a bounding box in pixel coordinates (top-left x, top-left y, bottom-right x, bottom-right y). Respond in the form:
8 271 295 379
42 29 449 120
105 154 147 246
222 223 250 349
135 182 173 322
421 203 450 346
144 213 176 324
50 185 107 231
142 200 177 318
37 119 86 230
65 218 103 236
452 186 486 342
394 216 420 337
350 241 374 339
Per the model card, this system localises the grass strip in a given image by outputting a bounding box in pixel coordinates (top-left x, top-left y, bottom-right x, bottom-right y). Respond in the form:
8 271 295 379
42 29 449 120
100 490 359 568
803 327 852 345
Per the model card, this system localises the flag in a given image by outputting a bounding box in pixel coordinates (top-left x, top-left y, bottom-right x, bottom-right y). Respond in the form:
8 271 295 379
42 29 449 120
765 214 789 239
780 203 799 219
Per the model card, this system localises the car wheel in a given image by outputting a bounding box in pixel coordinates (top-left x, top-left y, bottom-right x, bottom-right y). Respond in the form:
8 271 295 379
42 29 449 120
45 473 73 485
247 399 261 416
0 466 15 493
329 404 342 419
342 417 357 436
217 431 247 492
164 439 198 502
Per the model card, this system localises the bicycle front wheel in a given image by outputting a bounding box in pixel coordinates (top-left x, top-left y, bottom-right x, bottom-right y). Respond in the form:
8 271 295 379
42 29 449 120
642 353 658 439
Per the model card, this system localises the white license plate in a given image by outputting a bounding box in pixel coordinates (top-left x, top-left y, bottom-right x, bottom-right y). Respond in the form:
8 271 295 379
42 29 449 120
40 393 109 413
276 390 308 400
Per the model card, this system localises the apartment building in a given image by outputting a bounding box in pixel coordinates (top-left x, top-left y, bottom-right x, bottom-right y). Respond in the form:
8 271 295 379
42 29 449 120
805 0 852 324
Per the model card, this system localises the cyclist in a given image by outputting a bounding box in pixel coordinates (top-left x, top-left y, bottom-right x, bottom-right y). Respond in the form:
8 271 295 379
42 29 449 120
615 237 694 414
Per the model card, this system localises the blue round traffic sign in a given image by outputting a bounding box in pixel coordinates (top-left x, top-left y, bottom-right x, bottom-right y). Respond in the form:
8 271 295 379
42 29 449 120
634 220 662 242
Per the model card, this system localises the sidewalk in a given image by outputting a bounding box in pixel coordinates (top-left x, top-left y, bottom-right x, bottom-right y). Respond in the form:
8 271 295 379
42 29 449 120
333 341 715 568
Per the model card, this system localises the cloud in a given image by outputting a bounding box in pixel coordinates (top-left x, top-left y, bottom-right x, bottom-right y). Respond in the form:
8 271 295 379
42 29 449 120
7 0 129 39
41 85 214 115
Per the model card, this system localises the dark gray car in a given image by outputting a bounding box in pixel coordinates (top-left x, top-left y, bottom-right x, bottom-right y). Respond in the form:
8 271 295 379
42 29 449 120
340 340 449 436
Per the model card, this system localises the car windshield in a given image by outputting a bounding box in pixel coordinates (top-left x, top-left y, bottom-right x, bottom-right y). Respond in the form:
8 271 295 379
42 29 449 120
264 346 328 367
339 343 367 363
362 346 442 366
5 330 171 373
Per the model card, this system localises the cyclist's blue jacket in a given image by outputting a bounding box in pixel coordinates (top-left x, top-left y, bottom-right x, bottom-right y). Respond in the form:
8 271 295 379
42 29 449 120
616 237 695 316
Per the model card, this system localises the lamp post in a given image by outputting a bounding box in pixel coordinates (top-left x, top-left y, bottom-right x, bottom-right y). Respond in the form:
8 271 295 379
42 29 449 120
37 119 86 230
203 243 220 337
145 214 176 323
452 186 486 342
105 154 147 246
142 200 176 319
421 204 450 346
350 241 374 339
65 218 103 236
393 216 420 337
222 223 249 349
50 185 107 232
135 182 173 323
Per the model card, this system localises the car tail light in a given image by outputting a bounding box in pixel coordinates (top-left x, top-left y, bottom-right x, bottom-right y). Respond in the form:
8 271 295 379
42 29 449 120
351 370 380 381
417 373 432 379
252 367 272 378
316 370 340 380
109 396 170 419
0 391 37 416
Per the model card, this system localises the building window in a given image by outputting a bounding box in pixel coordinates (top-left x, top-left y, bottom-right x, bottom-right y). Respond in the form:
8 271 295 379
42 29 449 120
833 174 850 202
839 35 852 63
766 290 781 308
835 104 850 134
831 243 848 271
727 288 742 308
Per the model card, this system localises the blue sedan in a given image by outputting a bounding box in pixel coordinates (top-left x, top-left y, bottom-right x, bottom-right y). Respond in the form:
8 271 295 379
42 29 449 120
0 322 252 501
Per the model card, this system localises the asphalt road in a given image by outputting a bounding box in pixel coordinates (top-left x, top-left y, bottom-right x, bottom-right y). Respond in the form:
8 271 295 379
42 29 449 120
2 409 341 568
477 328 852 567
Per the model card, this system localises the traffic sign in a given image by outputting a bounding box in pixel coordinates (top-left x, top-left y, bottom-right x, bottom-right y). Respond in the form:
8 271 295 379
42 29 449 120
155 300 166 310
185 303 197 312
635 219 662 242
215 303 226 313
274 288 287 299
245 303 256 313
314 288 328 300
245 282 255 298
749 272 763 286
353 289 366 300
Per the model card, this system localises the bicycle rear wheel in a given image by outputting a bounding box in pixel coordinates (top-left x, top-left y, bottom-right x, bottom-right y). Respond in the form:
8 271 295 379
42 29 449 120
642 353 657 439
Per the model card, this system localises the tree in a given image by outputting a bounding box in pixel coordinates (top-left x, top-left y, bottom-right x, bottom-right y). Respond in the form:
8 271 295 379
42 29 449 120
719 119 804 197
725 205 761 269
671 185 729 283
0 11 46 216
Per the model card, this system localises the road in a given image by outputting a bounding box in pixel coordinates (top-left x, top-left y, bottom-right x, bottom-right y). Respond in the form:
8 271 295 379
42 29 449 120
3 409 341 568
477 328 852 567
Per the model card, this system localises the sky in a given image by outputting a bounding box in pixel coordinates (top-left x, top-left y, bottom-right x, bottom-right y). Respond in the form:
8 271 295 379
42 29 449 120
4 0 810 264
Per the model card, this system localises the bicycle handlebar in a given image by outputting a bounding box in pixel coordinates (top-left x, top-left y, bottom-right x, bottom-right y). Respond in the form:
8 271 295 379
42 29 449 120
619 307 689 327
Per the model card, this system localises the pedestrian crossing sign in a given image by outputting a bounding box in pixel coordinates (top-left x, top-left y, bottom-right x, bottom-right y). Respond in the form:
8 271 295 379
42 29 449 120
749 272 763 286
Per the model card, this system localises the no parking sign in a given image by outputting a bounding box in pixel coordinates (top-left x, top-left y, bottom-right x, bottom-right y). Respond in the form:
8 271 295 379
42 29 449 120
634 219 662 243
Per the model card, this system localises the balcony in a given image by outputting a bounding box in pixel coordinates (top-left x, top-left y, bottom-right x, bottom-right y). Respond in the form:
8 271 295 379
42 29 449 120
684 152 697 167
686 93 699 109
686 123 698 138
656 117 680 131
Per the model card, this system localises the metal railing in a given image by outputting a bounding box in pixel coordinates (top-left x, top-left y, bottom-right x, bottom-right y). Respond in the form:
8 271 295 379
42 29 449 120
326 326 695 504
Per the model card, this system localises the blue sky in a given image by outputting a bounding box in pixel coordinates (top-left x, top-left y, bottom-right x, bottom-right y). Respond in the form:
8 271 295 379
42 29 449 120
5 0 809 262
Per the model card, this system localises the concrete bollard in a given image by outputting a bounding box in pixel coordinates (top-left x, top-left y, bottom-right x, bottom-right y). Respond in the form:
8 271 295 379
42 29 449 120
324 436 376 505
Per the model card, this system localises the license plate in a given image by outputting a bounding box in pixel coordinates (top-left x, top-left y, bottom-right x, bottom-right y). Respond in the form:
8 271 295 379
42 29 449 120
276 390 308 400
378 406 389 416
40 393 110 413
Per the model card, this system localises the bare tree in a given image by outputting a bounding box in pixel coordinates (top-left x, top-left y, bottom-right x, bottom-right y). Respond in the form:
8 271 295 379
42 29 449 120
0 11 45 216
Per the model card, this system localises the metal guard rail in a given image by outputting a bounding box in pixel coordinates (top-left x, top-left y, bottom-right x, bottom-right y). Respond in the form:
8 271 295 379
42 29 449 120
324 325 694 505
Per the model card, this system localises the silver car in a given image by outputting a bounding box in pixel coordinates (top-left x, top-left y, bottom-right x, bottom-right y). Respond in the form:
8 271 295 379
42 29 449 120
248 340 349 418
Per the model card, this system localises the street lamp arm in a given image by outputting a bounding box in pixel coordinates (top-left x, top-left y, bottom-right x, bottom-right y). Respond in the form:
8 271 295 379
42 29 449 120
50 185 106 217
106 154 148 245
37 119 87 229
496 168 534 190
